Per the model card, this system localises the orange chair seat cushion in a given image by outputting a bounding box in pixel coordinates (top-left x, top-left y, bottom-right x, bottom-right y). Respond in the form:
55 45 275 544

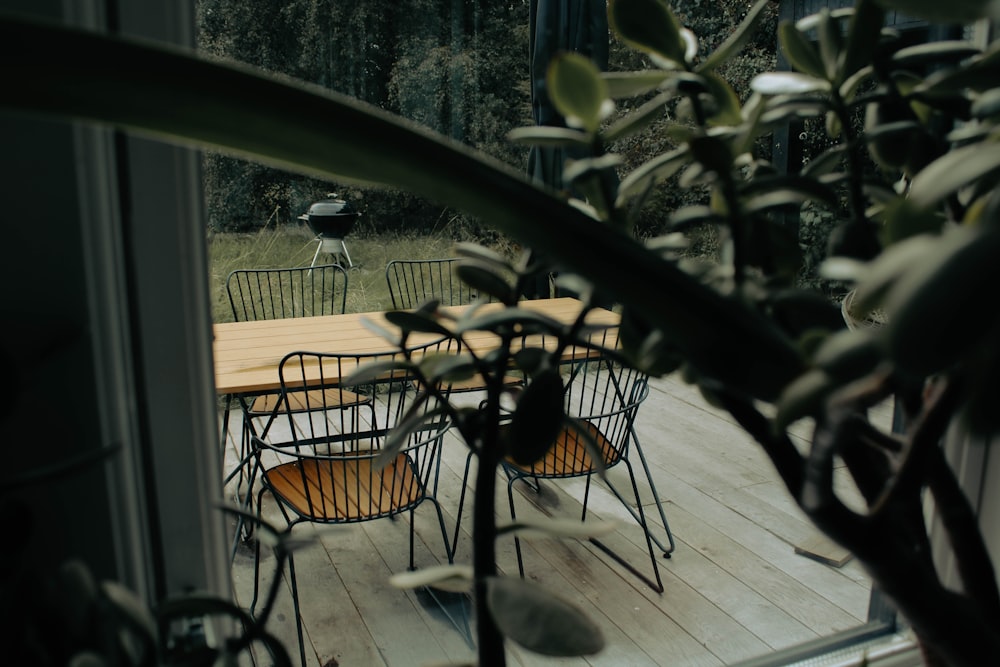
249 388 368 415
265 453 421 520
507 421 620 477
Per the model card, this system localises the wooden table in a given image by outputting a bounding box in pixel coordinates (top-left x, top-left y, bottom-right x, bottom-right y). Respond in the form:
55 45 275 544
213 297 618 396
214 296 620 542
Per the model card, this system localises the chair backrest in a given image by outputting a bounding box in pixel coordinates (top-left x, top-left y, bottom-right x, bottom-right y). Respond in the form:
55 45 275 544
226 264 348 322
564 329 648 459
256 340 453 522
385 258 483 310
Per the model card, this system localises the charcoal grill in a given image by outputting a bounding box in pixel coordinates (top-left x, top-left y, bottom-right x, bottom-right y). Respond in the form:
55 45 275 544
300 194 360 268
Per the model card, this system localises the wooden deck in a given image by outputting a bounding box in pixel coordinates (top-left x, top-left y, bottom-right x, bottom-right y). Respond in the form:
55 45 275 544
224 373 886 667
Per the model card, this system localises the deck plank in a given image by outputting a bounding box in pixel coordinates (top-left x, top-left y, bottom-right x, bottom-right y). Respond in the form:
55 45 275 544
288 524 388 667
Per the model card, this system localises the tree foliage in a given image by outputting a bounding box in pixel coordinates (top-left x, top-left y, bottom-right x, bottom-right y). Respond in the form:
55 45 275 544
195 0 772 237
196 0 532 233
607 1 779 240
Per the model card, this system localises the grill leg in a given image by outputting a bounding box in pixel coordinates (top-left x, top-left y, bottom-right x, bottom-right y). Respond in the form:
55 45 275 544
337 239 353 267
312 236 353 268
310 237 324 268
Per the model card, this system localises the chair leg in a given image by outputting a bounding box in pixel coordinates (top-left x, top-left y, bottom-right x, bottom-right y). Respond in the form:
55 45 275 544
220 396 254 501
222 396 255 559
224 400 263 548
415 497 455 568
506 475 527 578
249 490 306 666
286 550 307 667
249 486 267 615
418 470 473 648
627 427 676 556
602 465 675 556
229 395 287 549
450 448 474 559
581 475 593 521
237 415 253 502
576 464 664 592
622 458 665 592
409 509 416 570
230 453 263 563
229 418 268 563
220 394 233 468
590 459 665 593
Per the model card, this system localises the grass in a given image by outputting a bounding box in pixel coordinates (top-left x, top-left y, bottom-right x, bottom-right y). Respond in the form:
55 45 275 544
207 225 500 322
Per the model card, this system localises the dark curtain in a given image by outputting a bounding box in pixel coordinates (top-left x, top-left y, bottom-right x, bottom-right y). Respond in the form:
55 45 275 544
525 0 609 297
528 0 609 190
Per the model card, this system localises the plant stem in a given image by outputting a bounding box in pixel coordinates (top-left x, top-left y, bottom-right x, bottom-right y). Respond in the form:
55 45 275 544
472 344 512 667
473 415 505 666
718 172 745 286
830 94 867 225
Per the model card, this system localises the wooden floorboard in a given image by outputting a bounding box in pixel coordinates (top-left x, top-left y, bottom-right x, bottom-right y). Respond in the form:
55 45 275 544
222 373 877 666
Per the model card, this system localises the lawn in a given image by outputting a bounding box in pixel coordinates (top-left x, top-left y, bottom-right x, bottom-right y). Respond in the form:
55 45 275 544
207 225 506 322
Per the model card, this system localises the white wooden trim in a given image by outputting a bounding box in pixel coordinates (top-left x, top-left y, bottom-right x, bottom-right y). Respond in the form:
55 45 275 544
111 0 229 599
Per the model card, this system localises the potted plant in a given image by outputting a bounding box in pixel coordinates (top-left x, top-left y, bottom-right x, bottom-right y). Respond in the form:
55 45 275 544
2 0 1000 664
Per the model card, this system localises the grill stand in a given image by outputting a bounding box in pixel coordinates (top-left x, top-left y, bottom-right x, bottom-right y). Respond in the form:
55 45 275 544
310 235 352 268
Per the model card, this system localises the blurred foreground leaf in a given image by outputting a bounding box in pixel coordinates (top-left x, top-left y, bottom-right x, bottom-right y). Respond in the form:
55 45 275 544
486 577 604 656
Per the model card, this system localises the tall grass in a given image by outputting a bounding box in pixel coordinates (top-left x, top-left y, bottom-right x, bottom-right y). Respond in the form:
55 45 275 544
208 225 483 322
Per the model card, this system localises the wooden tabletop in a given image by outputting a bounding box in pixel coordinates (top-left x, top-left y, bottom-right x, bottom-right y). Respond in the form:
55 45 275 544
213 297 618 395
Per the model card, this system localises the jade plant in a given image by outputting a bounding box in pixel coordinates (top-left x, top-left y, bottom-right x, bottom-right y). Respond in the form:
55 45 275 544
4 0 1000 664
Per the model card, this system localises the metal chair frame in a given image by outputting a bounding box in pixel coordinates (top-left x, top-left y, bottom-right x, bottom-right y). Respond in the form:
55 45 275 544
226 263 348 322
385 257 526 559
221 264 350 553
248 345 454 667
501 338 674 593
385 257 486 310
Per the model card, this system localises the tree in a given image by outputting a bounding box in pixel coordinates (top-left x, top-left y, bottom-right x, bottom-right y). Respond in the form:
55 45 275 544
197 0 531 233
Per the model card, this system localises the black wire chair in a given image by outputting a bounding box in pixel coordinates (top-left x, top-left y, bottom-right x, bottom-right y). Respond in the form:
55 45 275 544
501 329 675 593
248 342 454 667
385 257 487 310
386 257 523 557
221 264 350 552
226 263 348 321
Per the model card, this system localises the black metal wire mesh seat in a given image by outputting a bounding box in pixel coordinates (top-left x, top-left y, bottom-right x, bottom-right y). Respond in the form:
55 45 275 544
264 451 423 521
505 420 621 478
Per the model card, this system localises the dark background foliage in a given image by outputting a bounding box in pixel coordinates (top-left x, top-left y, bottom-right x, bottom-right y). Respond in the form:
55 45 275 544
196 0 534 236
196 0 776 242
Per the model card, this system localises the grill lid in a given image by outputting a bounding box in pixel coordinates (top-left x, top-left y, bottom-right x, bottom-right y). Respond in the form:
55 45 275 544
307 197 356 217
